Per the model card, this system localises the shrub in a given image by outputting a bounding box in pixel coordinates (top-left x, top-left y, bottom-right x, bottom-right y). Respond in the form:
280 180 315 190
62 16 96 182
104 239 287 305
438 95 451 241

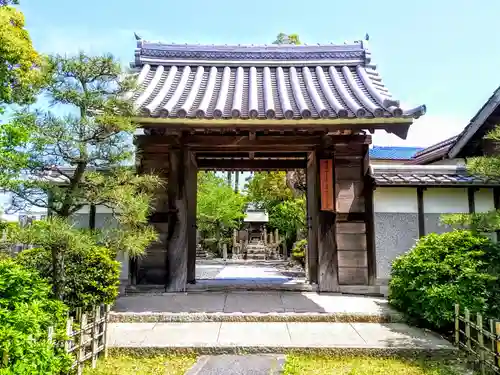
389 230 500 331
17 246 120 311
201 238 220 256
0 259 71 374
292 239 307 266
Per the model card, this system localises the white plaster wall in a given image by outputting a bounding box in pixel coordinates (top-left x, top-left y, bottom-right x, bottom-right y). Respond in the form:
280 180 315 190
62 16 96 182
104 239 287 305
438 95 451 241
374 188 418 213
423 188 468 213
74 205 116 214
475 188 495 213
116 251 129 280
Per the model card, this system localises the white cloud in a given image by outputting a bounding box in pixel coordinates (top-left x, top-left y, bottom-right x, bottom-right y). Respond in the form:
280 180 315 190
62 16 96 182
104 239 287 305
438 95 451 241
372 114 467 147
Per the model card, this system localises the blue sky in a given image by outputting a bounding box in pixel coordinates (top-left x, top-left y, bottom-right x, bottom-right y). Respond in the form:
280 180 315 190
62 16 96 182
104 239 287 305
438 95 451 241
19 0 500 147
4 0 499 217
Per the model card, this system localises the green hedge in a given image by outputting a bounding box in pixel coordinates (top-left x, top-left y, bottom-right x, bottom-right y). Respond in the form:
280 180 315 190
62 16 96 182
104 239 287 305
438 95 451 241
0 259 71 374
389 230 500 330
16 246 120 311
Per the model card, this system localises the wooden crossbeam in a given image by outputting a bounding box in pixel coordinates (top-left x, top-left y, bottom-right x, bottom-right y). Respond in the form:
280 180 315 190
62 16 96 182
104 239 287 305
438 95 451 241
196 158 306 170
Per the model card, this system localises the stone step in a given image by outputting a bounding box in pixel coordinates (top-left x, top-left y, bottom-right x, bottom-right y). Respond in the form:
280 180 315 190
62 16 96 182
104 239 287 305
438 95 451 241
107 322 456 357
109 311 404 324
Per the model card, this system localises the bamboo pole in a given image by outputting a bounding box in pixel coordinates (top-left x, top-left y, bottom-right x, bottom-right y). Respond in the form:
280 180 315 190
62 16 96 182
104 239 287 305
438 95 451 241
465 308 471 350
454 304 460 346
103 305 110 359
91 306 100 368
496 321 500 369
77 313 87 375
477 313 485 375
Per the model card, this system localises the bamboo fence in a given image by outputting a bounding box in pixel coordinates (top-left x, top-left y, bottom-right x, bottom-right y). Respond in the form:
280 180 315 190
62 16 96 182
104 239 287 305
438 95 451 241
49 305 111 375
455 304 500 374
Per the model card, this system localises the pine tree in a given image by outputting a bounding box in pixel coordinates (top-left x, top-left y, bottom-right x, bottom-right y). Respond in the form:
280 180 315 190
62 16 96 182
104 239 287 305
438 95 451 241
0 53 162 299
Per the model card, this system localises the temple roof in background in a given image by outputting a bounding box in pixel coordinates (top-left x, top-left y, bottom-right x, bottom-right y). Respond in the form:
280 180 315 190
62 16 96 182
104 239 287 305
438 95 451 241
128 39 426 122
372 165 500 186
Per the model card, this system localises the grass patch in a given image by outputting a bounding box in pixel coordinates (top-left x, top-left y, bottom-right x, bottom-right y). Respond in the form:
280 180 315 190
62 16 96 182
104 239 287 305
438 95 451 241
283 355 467 375
83 354 197 375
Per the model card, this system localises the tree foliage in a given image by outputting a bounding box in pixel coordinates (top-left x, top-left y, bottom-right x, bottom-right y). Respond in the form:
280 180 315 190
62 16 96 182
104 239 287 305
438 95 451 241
442 126 500 232
197 172 245 233
245 172 293 211
0 259 71 374
268 197 306 237
0 1 44 110
273 33 301 45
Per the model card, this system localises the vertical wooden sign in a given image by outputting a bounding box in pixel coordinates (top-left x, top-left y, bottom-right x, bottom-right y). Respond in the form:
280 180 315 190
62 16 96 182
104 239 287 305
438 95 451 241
320 159 334 211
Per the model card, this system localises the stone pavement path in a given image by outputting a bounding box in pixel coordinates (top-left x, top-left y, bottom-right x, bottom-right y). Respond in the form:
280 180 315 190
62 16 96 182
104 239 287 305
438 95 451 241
107 321 454 352
185 355 285 375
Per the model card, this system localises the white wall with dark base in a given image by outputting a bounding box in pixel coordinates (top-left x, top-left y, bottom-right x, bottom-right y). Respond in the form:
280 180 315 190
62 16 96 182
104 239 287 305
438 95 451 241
374 186 495 293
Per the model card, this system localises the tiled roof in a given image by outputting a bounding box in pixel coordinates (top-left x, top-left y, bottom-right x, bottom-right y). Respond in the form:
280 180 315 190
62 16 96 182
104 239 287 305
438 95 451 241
128 39 426 121
371 165 500 186
410 136 458 164
370 146 423 160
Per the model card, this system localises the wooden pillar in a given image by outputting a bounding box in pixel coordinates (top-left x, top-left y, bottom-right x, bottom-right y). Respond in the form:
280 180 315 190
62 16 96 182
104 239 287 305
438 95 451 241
363 145 377 285
89 203 96 230
186 151 197 284
134 136 168 285
494 188 500 242
165 146 188 292
306 151 319 284
417 187 425 238
317 149 338 291
467 187 476 213
334 138 370 287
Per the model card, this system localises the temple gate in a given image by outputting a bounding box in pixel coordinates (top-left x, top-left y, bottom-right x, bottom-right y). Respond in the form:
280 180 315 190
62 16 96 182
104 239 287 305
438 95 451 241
128 37 426 293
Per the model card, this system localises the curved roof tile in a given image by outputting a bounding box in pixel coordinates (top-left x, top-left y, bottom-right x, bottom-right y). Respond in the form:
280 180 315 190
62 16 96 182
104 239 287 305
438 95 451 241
130 39 426 121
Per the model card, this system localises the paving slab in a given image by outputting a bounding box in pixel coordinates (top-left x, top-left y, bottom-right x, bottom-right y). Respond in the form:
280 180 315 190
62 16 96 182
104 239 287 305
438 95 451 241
110 291 402 323
351 323 453 349
287 322 366 346
144 323 221 347
217 323 290 346
107 321 456 355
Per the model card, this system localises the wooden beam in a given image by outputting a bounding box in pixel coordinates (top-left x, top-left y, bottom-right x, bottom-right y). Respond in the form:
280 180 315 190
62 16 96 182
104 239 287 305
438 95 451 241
137 134 371 148
196 158 306 170
417 187 425 237
134 116 413 129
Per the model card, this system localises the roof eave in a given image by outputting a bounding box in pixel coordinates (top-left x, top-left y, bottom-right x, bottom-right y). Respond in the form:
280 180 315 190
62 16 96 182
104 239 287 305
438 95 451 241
134 117 414 139
375 182 499 187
